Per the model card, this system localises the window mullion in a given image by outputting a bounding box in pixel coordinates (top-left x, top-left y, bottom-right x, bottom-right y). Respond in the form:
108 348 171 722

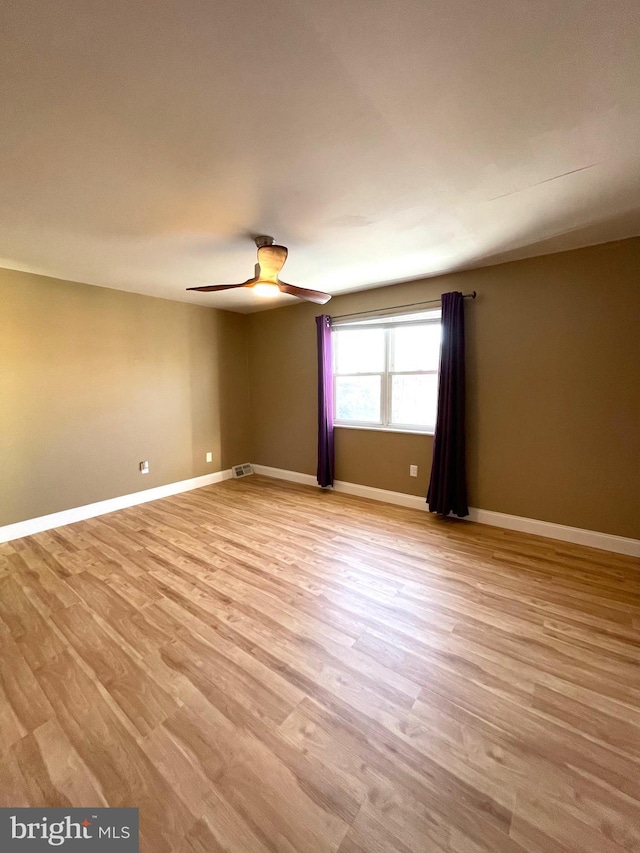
388 370 437 377
334 372 383 378
383 328 390 427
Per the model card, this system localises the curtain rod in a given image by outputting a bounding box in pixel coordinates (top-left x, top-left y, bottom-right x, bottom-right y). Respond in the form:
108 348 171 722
330 291 476 322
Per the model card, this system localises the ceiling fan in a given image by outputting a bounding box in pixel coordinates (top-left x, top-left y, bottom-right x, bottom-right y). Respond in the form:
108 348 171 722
187 236 332 304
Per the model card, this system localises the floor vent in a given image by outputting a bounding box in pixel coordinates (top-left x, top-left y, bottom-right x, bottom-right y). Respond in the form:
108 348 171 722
232 463 254 478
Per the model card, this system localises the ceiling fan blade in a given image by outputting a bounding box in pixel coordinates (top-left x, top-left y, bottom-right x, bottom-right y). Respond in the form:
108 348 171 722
186 277 255 292
186 241 329 304
278 281 332 304
257 244 288 282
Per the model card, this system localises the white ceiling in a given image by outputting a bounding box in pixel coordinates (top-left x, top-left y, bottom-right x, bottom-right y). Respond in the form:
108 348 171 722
2 0 640 312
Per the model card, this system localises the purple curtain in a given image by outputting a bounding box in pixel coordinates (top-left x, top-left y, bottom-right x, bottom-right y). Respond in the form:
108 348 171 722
427 291 468 517
316 314 334 487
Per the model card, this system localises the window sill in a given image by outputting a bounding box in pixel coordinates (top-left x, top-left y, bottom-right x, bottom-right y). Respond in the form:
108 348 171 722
334 424 435 437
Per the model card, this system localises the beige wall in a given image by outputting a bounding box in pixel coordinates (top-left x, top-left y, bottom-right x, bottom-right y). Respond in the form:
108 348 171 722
3 238 639 540
0 269 250 526
248 238 640 540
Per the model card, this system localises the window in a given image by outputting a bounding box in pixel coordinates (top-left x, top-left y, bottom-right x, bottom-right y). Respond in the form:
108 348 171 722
333 310 441 433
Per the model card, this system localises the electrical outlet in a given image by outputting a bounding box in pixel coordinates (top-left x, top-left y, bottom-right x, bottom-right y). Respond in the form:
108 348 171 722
205 452 213 463
409 464 418 477
140 461 149 474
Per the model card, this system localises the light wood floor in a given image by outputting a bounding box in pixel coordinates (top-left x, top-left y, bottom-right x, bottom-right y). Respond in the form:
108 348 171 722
1 476 639 852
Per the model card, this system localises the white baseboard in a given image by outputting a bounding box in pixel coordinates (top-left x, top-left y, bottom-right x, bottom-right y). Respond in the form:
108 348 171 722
0 470 232 544
251 466 424 511
252 465 318 487
333 479 428 511
465 507 640 557
252 465 640 557
4 464 638 558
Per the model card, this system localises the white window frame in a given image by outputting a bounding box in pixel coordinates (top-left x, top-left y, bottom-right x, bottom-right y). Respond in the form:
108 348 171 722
332 311 441 435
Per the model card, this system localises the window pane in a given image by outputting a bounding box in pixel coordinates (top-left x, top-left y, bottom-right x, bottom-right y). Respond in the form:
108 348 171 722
391 325 441 372
390 374 438 427
335 329 385 373
335 376 381 422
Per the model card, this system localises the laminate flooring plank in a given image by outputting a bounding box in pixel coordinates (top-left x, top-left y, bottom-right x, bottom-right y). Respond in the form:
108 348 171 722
0 475 638 852
34 650 196 852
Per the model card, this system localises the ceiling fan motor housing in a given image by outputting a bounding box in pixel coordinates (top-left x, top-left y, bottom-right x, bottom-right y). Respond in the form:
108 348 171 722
254 235 275 249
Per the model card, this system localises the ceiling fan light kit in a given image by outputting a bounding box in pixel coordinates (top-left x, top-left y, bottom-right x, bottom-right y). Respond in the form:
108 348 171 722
187 236 332 304
252 282 281 298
